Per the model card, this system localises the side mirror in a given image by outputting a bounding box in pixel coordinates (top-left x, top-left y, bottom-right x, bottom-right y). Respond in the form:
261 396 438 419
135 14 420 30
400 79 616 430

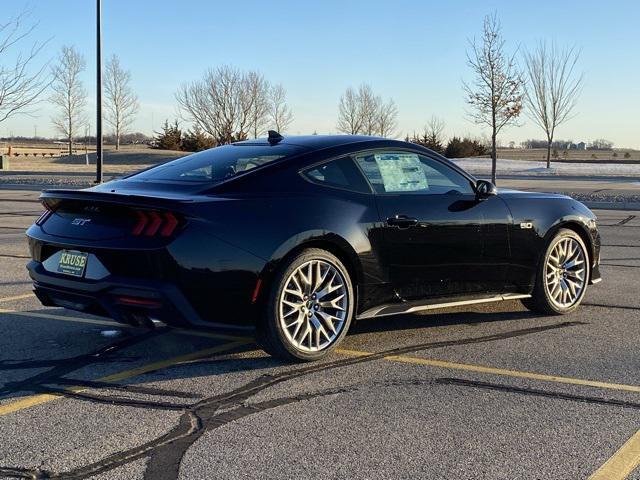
475 179 497 199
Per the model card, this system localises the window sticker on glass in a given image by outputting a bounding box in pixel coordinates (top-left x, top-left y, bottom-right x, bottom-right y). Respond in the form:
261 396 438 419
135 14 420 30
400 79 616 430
374 153 428 192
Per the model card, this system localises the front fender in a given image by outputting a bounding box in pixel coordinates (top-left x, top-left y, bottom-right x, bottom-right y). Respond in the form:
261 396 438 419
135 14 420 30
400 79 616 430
500 194 599 289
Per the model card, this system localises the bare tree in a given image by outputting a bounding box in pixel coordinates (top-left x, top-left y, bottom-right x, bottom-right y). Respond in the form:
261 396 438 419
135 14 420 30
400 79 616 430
269 83 293 133
523 42 583 168
50 46 87 156
0 11 51 124
336 84 398 137
236 73 256 141
246 71 270 138
589 139 613 150
358 84 381 136
336 86 362 134
425 115 446 144
177 66 270 144
377 98 398 137
463 13 524 183
104 54 139 150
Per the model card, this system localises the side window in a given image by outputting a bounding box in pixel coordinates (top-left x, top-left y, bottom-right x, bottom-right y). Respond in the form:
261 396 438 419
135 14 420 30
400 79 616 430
302 157 371 194
354 151 474 195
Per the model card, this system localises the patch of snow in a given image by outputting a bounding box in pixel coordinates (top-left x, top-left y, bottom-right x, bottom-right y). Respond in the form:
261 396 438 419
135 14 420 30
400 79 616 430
450 157 640 178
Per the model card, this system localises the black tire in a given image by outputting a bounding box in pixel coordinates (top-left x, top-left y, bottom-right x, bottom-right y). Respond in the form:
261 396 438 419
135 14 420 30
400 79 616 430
522 228 590 315
256 248 355 361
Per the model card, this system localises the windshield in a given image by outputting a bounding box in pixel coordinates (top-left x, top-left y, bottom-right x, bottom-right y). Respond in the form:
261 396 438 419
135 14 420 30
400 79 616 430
133 144 306 183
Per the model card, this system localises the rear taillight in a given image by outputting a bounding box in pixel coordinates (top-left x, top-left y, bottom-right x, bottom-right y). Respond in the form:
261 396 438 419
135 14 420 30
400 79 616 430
35 203 54 225
115 295 162 308
131 210 180 237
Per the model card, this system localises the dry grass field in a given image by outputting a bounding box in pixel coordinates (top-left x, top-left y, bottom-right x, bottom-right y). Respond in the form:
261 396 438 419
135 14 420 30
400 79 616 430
0 144 185 174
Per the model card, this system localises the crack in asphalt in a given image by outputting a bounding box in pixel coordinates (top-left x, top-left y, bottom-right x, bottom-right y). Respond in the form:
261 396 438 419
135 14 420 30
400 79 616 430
0 320 585 480
600 263 640 268
40 388 194 411
584 302 640 311
617 215 636 225
53 378 200 399
437 377 640 410
601 257 640 261
600 244 640 248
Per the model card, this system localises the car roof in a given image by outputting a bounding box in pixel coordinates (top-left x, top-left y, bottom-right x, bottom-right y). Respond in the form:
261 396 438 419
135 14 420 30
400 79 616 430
215 134 477 191
233 134 389 151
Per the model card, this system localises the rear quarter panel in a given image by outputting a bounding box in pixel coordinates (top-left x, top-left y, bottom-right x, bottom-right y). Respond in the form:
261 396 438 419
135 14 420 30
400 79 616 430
182 183 384 312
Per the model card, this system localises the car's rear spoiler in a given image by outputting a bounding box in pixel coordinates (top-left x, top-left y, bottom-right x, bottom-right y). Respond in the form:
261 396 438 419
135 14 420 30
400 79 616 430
39 188 196 210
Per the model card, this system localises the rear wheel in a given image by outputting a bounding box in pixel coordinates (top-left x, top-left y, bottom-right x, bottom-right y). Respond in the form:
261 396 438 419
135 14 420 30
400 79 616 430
522 228 589 315
256 248 354 361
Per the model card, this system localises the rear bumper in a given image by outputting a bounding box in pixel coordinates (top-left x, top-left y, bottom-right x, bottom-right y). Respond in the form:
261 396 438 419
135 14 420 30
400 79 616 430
27 260 252 330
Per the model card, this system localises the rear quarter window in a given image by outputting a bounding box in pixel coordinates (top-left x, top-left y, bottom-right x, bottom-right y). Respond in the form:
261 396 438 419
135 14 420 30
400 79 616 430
302 157 371 194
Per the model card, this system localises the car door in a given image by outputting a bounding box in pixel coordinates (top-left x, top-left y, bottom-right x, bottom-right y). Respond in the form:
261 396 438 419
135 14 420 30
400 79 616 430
354 149 509 301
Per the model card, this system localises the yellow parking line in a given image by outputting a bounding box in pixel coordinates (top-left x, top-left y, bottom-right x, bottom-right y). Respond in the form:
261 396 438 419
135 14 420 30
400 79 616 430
0 393 60 415
336 349 640 394
0 293 35 303
589 429 640 480
0 339 250 417
339 348 640 478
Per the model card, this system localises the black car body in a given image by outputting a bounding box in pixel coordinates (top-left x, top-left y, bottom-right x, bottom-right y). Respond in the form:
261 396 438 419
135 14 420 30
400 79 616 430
26 134 601 358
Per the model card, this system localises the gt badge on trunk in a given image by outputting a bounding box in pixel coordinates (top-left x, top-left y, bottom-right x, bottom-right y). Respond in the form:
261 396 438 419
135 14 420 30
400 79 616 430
71 218 92 226
57 250 88 277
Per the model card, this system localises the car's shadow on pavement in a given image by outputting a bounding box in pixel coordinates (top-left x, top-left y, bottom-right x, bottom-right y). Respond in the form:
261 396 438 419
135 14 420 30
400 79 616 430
348 306 543 336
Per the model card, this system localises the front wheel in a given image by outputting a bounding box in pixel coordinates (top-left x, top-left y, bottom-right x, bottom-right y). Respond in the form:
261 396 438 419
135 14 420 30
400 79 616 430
522 228 589 315
256 248 354 361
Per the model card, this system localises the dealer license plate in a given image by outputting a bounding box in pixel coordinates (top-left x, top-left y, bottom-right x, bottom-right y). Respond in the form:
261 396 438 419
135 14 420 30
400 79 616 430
57 250 88 277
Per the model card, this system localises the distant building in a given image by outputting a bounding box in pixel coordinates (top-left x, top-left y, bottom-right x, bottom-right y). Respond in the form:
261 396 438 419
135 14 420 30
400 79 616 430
576 142 587 150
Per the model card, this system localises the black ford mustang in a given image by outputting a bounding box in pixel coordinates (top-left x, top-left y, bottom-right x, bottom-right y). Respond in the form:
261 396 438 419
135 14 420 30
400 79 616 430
26 132 601 360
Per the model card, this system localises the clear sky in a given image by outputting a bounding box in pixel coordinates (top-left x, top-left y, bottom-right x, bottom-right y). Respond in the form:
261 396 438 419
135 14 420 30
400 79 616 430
2 0 639 147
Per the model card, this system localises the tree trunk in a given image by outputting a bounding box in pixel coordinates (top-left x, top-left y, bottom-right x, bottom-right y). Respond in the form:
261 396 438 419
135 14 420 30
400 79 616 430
546 138 552 169
68 115 73 156
491 132 497 185
116 128 120 151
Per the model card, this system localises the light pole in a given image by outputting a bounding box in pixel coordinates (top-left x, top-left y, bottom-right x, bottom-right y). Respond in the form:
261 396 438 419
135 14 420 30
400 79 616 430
95 0 103 183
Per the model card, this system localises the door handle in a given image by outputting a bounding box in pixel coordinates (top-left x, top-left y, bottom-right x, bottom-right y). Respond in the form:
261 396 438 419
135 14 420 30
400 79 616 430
386 215 418 228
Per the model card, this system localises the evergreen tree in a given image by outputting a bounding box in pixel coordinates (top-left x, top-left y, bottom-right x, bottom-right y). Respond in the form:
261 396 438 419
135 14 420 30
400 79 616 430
154 120 182 150
444 137 488 158
182 125 216 152
410 132 444 154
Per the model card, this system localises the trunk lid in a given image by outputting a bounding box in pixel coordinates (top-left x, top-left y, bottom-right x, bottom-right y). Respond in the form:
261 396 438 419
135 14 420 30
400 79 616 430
37 185 195 241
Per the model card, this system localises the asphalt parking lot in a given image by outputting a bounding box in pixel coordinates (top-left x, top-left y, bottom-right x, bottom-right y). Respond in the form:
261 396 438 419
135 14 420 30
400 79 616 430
0 189 639 479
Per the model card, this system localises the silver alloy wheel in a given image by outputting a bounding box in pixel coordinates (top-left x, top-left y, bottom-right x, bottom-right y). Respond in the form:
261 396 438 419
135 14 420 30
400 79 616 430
544 237 587 308
278 259 349 352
